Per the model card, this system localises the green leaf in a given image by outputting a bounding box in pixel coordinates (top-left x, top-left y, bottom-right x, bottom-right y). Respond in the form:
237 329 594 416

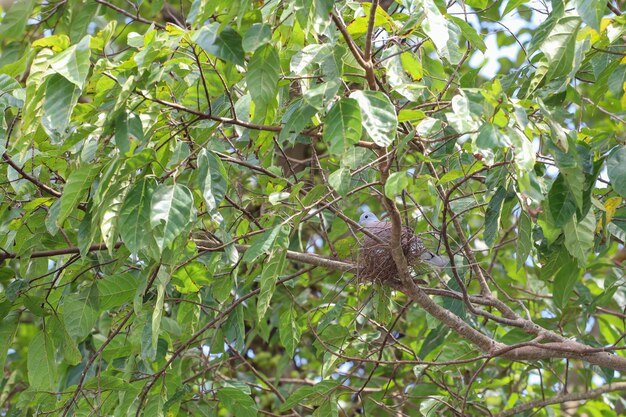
242 23 272 53
48 315 82 366
280 380 338 411
484 186 507 247
279 100 318 142
607 146 626 198
564 210 595 266
349 90 397 147
323 98 362 155
539 16 582 81
257 249 287 321
150 269 169 359
48 35 91 88
247 44 280 115
575 0 605 32
57 164 101 226
62 284 100 340
242 225 289 264
196 149 227 213
119 177 156 253
150 184 197 252
384 172 409 198
503 0 528 16
27 331 57 391
99 273 140 310
476 123 507 149
194 24 244 65
449 16 486 53
0 312 18 369
608 65 626 96
516 210 532 271
328 168 351 196
279 308 301 357
553 256 580 308
217 387 258 417
528 1 564 54
0 0 35 39
290 44 333 75
548 174 577 227
41 74 80 142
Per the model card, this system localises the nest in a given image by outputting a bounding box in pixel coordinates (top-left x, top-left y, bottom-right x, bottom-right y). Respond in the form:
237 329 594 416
357 226 428 285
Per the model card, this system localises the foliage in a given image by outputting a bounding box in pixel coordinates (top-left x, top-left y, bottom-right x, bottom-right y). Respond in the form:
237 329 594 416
1 0 626 416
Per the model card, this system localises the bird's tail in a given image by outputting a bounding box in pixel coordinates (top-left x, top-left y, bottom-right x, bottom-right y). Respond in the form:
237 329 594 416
420 251 448 267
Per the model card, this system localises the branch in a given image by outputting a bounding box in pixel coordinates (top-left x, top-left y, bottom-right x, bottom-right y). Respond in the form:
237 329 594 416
494 382 626 417
331 12 377 90
364 0 378 62
94 0 165 29
2 153 61 198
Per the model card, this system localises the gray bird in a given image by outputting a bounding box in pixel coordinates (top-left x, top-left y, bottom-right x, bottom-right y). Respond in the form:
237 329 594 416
359 212 448 267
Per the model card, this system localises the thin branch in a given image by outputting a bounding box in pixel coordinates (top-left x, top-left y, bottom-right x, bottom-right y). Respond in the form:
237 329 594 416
2 153 61 198
494 382 626 417
364 0 378 62
95 0 165 29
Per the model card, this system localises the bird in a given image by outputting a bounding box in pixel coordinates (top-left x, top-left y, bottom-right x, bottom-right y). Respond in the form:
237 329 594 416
359 212 448 268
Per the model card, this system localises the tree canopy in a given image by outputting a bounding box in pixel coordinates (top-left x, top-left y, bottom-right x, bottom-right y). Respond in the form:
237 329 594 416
2 0 626 416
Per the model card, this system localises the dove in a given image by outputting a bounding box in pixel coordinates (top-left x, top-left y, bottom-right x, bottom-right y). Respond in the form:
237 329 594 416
359 212 448 267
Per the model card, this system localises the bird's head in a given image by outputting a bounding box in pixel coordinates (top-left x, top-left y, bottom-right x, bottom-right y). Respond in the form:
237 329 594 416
359 212 379 225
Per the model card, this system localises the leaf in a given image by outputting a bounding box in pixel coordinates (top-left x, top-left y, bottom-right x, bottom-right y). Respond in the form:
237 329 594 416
99 273 140 310
242 23 271 53
150 184 197 252
349 90 397 147
476 123 506 149
196 149 227 213
257 249 287 321
280 380 338 411
62 284 100 340
328 168 351 196
607 146 626 198
279 308 301 357
41 74 80 142
539 16 582 81
194 24 244 65
151 270 169 359
323 98 362 155
57 164 101 226
516 210 532 271
548 174 577 227
119 177 156 253
528 1 564 54
503 0 529 16
247 44 280 115
384 172 409 198
217 387 258 417
27 331 57 391
449 16 486 53
290 44 333 75
0 312 18 369
279 100 318 142
564 210 595 266
242 225 289 264
553 256 580 308
575 0 605 32
48 35 91 88
0 0 35 39
48 315 82 366
484 186 507 247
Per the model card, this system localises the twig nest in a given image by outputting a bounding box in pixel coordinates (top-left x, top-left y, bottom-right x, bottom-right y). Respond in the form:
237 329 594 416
358 226 427 285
